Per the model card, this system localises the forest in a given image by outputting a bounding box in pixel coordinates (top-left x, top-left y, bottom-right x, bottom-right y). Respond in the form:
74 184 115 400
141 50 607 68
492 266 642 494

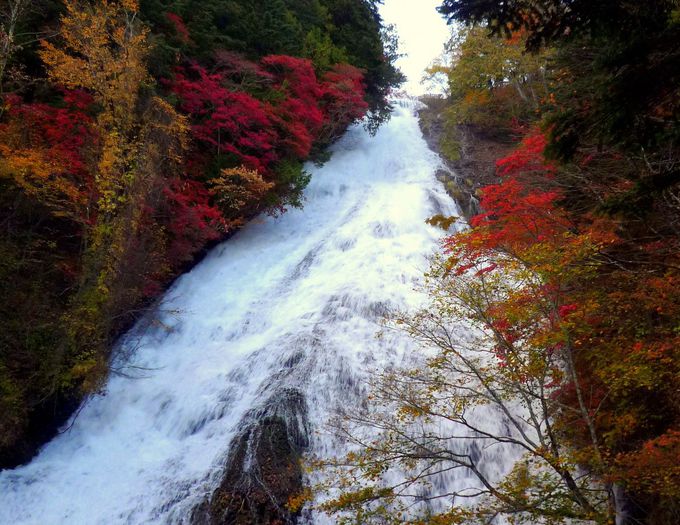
317 1 680 524
1 1 679 524
0 0 402 468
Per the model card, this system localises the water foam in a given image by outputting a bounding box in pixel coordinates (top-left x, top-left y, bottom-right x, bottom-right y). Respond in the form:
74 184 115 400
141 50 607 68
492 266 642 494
0 104 512 524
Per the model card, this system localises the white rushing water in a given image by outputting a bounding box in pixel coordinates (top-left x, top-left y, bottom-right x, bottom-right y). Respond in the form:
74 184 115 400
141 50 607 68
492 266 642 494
0 102 512 524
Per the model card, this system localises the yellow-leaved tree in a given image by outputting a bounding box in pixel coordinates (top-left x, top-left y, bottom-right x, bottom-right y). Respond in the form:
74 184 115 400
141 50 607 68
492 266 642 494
210 166 275 227
39 0 188 392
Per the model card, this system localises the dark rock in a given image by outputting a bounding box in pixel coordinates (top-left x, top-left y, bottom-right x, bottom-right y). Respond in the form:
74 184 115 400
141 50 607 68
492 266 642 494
193 389 309 525
0 388 81 470
417 96 515 221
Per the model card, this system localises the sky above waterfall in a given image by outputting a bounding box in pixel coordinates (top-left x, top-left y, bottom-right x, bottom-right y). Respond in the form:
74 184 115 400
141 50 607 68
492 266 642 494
380 0 451 95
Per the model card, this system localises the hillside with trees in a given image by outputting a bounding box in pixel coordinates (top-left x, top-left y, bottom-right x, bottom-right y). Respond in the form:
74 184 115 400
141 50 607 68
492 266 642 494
318 1 680 524
0 0 402 468
3 2 679 523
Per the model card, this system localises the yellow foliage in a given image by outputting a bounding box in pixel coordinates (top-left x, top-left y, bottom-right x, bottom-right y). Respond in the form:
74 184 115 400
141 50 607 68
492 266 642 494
426 214 458 231
30 0 188 398
40 0 148 122
40 0 150 218
286 487 313 513
209 166 275 219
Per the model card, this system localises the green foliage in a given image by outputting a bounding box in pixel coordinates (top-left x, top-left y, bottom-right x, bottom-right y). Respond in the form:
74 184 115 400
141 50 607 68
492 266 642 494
302 27 348 72
437 0 677 51
138 0 402 110
544 27 680 173
272 159 312 210
426 26 551 132
322 0 404 130
438 117 462 161
0 181 76 458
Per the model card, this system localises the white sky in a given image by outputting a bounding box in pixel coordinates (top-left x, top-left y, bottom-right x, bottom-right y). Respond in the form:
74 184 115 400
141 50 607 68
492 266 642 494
380 0 451 95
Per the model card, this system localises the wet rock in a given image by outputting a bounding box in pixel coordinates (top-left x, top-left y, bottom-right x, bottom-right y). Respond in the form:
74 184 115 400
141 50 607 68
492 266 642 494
193 389 309 525
435 169 450 182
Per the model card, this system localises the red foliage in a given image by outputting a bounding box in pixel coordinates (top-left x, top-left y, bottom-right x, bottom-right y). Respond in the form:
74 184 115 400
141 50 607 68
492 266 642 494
169 55 368 168
495 130 555 178
261 57 368 155
614 430 680 497
557 303 578 318
213 50 274 84
446 131 571 259
158 54 370 287
458 176 567 256
4 90 95 180
162 178 225 265
262 55 325 158
320 64 368 139
262 55 324 108
165 12 190 44
0 90 98 221
170 64 279 172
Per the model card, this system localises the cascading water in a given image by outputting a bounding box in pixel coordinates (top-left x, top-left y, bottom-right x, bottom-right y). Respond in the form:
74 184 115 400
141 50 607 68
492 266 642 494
0 101 515 524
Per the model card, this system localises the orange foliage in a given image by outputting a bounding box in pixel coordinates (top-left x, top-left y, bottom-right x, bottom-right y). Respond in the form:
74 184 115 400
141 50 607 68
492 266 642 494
209 166 275 223
0 91 97 222
614 430 680 498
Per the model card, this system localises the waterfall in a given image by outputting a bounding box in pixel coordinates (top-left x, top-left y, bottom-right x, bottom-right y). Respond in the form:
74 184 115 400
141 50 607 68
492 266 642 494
0 104 514 524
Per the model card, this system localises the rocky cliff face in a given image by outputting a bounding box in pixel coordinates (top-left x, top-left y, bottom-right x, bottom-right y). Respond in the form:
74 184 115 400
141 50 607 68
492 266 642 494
417 96 514 221
192 389 309 525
